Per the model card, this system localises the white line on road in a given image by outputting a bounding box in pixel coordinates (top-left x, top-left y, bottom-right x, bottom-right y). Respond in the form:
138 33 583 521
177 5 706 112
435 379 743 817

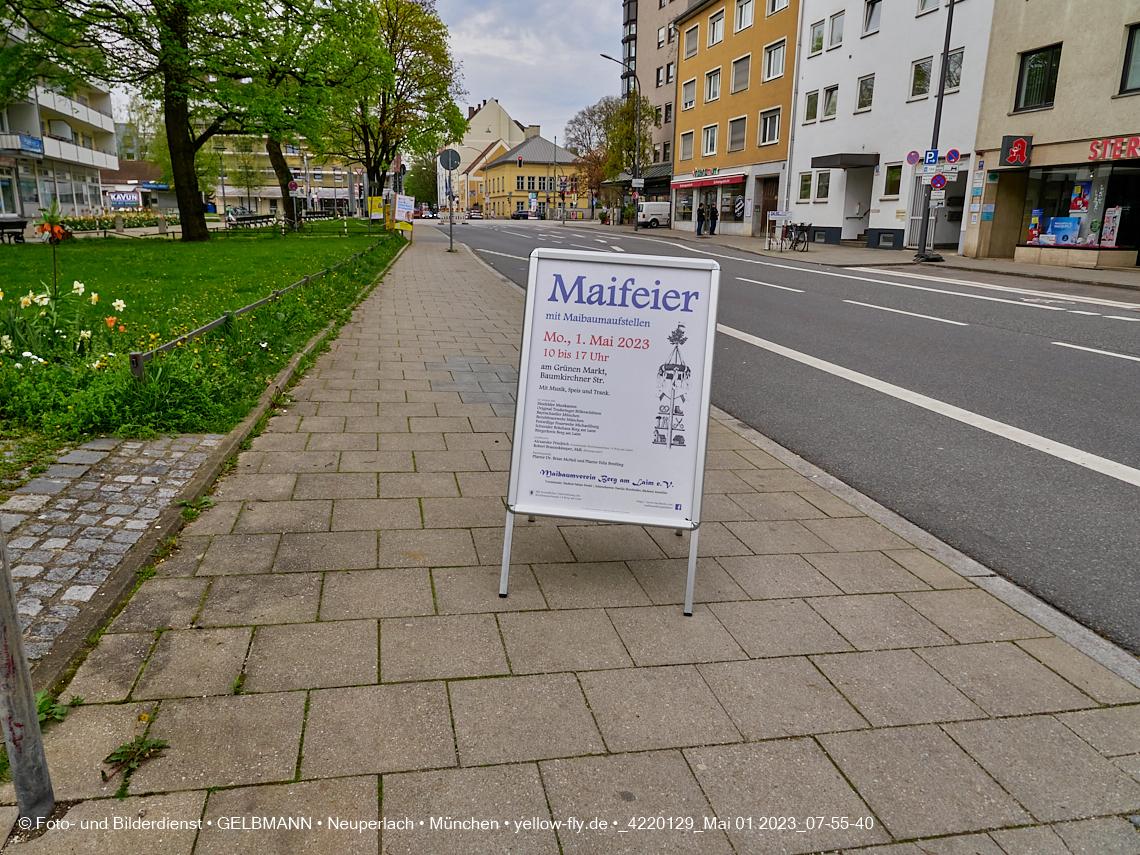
1052 342 1140 363
844 300 969 326
610 246 626 252
476 249 527 260
1107 315 1140 322
717 323 1140 489
737 277 805 293
1067 310 1101 316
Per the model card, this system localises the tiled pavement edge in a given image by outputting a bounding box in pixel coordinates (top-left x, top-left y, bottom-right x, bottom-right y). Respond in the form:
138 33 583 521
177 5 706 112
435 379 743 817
8 223 1140 854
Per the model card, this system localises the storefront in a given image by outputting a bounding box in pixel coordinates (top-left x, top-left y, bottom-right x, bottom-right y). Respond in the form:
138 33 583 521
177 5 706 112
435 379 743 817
670 170 749 234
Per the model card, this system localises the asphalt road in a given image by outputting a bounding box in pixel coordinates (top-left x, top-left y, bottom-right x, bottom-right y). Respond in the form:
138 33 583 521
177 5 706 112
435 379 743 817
434 218 1140 655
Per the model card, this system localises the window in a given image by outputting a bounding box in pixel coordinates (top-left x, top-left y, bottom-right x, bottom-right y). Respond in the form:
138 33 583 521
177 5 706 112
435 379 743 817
527 175 535 190
658 26 666 48
768 0 789 13
654 144 661 162
657 67 665 87
664 102 673 123
736 0 754 30
911 58 932 97
663 141 672 161
285 144 300 155
706 69 721 102
917 0 938 13
760 108 780 144
816 171 831 200
728 116 747 151
538 176 546 191
668 23 676 43
666 62 675 83
702 124 718 156
1125 25 1140 93
682 79 697 110
809 20 825 54
882 164 902 197
829 12 844 48
684 25 699 58
856 74 875 110
731 55 751 92
313 167 323 181
823 85 839 117
516 201 525 212
804 90 819 121
945 48 964 91
763 40 786 80
1015 44 1061 111
680 131 694 160
864 0 881 34
709 11 724 46
799 173 812 201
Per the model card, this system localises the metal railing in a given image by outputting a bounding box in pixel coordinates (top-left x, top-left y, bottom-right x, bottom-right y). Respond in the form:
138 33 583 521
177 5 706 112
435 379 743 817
128 240 384 381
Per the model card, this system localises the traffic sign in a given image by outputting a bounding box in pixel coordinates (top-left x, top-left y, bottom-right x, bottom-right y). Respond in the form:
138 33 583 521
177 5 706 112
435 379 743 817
946 149 961 164
924 150 939 165
354 167 363 175
930 189 946 200
631 178 645 188
287 180 298 191
931 174 947 190
907 151 921 165
438 149 461 170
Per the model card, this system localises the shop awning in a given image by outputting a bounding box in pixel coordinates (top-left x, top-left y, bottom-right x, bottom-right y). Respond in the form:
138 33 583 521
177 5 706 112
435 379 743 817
810 153 880 169
671 174 746 188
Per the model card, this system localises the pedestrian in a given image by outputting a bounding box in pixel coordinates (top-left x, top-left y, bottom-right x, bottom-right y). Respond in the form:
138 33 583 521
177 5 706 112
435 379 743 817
696 204 705 236
709 203 719 236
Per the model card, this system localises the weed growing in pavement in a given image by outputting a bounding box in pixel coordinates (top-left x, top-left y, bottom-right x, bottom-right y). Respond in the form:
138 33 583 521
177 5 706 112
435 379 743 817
36 690 69 724
178 496 213 521
102 713 167 798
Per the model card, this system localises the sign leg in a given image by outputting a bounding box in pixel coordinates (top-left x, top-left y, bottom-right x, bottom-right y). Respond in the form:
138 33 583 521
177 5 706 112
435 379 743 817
499 512 515 598
683 527 700 616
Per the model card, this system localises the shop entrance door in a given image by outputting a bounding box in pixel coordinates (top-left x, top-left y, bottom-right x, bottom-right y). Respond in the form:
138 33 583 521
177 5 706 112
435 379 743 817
698 188 718 230
907 175 934 249
0 169 16 215
759 177 779 229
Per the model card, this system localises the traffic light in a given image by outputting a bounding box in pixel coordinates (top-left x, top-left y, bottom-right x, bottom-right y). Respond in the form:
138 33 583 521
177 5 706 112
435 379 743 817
517 156 523 168
560 191 565 202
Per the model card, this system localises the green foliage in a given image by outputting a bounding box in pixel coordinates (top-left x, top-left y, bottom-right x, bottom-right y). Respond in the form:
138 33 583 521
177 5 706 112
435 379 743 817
403 160 438 206
102 736 168 782
603 94 660 182
35 691 69 724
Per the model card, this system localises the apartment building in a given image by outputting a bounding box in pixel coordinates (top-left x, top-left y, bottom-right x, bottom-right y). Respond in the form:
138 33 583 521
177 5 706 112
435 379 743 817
964 0 1140 269
483 136 588 219
630 0 683 200
209 138 358 216
670 0 800 236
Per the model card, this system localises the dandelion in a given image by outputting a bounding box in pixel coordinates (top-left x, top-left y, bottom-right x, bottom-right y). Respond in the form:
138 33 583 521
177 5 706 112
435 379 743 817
105 317 116 328
72 281 85 296
112 299 126 312
91 293 99 305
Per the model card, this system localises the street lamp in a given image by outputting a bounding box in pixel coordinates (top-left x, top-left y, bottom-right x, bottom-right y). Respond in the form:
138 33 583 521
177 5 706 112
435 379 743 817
601 52 642 231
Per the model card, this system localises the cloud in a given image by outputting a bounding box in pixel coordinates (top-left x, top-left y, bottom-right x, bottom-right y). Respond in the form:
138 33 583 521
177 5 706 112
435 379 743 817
437 0 623 141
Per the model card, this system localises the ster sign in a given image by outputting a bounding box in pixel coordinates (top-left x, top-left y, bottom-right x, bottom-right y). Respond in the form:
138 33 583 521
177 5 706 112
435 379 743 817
930 174 947 190
907 151 921 165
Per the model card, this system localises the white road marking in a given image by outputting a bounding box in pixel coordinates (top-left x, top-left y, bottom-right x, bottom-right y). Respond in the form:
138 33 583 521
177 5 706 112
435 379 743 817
1068 310 1100 316
570 244 597 250
595 238 607 243
501 230 531 238
1107 315 1140 322
737 277 804 293
717 323 1140 489
1052 342 1140 363
844 300 969 326
476 249 527 260
610 245 626 252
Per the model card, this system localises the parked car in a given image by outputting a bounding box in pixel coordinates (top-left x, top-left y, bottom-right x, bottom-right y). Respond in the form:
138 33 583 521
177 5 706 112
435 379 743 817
510 209 530 219
637 201 670 228
423 209 439 219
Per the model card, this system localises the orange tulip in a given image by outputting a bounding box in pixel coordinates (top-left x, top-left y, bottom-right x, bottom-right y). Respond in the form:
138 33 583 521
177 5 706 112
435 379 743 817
105 317 116 327
118 325 125 333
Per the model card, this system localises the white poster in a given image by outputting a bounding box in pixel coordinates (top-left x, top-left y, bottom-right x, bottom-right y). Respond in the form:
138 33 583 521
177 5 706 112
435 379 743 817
394 194 415 223
508 250 720 529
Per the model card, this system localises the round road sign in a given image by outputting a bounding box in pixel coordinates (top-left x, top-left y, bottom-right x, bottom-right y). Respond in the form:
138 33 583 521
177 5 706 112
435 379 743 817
287 180 298 191
931 174 947 190
438 148 461 170
907 151 921 165
945 149 961 164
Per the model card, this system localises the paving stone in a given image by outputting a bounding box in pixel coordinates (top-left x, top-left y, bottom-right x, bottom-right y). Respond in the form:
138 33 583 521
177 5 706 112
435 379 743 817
645 523 752 559
17 477 71 494
499 609 632 673
131 692 306 791
450 673 604 765
133 627 251 699
559 525 667 562
988 825 1071 855
710 599 853 658
211 473 297 502
381 614 508 681
320 568 434 619
813 649 985 726
36 701 156 800
473 523 572 565
57 450 109 465
274 530 377 572
455 470 508 497
75 568 110 584
305 432 378 451
608 604 745 666
421 496 505 528
234 499 332 533
154 536 210 578
182 500 242 535
197 573 321 626
110 577 208 631
302 683 454 776
1053 816 1140 854
624 557 747 604
432 564 548 614
541 751 733 854
722 519 836 554
331 497 422 531
381 765 558 855
197 533 280 575
1057 706 1140 757
803 550 931 595
732 468 818 491
699 657 868 740
61 584 98 602
377 528 477 567
44 566 79 582
337 450 415 472
531 561 652 609
945 716 1140 822
0 494 51 512
1018 636 1140 704
727 490 827 521
883 549 975 589
687 739 889 853
900 589 1050 642
807 593 954 649
66 632 154 703
259 450 339 473
24 581 61 597
245 620 376 692
376 472 460 498
10 564 43 577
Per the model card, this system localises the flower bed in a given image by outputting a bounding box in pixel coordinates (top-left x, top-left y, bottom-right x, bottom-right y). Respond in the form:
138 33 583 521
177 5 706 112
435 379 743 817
62 212 182 232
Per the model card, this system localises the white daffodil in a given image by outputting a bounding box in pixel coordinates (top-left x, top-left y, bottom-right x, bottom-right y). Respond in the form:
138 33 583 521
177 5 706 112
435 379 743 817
112 299 126 312
79 330 92 341
20 292 34 308
14 363 22 369
0 290 4 301
0 336 12 353
90 293 99 305
72 281 85 296
33 294 50 307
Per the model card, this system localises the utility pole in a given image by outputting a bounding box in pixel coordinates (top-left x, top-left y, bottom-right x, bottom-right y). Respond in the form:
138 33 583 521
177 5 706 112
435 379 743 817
914 0 957 262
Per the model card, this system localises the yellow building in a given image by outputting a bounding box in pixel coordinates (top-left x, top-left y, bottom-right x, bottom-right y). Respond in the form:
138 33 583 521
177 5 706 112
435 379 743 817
671 0 799 235
482 136 590 219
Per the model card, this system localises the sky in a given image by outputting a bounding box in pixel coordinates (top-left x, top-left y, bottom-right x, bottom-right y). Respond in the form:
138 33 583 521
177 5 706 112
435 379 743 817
436 0 624 144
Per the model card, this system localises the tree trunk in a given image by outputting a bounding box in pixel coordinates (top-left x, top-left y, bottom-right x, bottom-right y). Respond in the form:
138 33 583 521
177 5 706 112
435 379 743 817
266 137 296 223
160 4 209 242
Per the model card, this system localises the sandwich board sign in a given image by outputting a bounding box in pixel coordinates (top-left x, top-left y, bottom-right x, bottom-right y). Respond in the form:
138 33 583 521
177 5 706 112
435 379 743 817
501 249 721 614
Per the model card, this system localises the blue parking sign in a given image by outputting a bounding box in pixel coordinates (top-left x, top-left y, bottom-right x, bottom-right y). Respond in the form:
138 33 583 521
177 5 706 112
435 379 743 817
923 149 939 165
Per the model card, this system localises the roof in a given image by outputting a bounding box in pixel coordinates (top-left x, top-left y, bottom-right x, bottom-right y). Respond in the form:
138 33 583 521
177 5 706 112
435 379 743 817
486 135 577 168
603 162 675 185
463 141 505 175
673 0 718 26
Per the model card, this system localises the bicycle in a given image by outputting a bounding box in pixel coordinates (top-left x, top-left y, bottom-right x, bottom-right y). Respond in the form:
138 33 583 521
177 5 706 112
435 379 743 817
281 216 312 235
789 222 811 252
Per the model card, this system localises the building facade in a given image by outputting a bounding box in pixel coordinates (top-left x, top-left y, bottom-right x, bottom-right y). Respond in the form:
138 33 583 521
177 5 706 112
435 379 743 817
635 0 684 200
438 99 535 213
670 0 800 236
963 0 1140 268
483 136 588 219
787 0 995 250
209 138 359 216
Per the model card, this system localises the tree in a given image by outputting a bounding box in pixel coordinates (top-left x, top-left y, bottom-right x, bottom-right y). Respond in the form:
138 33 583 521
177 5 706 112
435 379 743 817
563 96 621 199
602 93 658 182
403 158 437 206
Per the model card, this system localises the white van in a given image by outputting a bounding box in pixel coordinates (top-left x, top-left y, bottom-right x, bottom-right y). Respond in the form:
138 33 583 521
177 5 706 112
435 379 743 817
637 201 670 228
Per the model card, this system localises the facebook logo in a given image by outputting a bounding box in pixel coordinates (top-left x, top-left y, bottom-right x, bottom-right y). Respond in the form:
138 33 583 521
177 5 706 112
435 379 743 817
675 504 682 510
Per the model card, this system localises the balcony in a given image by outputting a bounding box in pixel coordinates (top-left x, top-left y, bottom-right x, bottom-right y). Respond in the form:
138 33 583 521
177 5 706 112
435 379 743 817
0 133 45 156
41 136 118 170
35 87 116 134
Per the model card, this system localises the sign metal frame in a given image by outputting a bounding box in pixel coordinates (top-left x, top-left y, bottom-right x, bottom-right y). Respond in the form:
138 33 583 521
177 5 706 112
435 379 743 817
501 249 721 614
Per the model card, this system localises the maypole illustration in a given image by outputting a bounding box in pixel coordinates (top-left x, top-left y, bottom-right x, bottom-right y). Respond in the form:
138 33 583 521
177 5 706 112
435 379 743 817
654 324 692 448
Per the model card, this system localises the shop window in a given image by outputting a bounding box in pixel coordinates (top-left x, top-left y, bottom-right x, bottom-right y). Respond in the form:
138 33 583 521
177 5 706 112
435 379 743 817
664 102 673 123
1019 164 1124 249
685 25 698 58
764 40 785 81
702 124 718 156
768 0 788 14
798 173 812 201
728 117 747 152
823 85 839 118
864 0 881 34
736 0 754 31
732 56 751 93
721 184 746 221
676 187 694 220
682 79 697 110
680 131 694 160
706 69 721 102
816 171 831 200
945 48 964 90
708 10 724 46
804 90 819 122
1121 24 1140 94
829 12 844 49
809 21 825 55
856 74 875 111
911 57 932 98
1015 43 1062 111
882 164 902 197
667 62 675 83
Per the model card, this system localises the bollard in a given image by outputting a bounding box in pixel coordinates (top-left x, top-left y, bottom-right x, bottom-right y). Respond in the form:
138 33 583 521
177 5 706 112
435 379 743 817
114 214 124 234
157 213 167 235
0 525 55 825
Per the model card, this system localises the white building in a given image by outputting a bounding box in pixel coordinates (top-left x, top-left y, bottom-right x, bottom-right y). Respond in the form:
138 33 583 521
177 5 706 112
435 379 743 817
438 99 536 213
787 0 994 250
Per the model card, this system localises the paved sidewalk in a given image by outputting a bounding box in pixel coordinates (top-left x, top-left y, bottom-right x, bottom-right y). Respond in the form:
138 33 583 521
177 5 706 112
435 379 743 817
9 224 1140 854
